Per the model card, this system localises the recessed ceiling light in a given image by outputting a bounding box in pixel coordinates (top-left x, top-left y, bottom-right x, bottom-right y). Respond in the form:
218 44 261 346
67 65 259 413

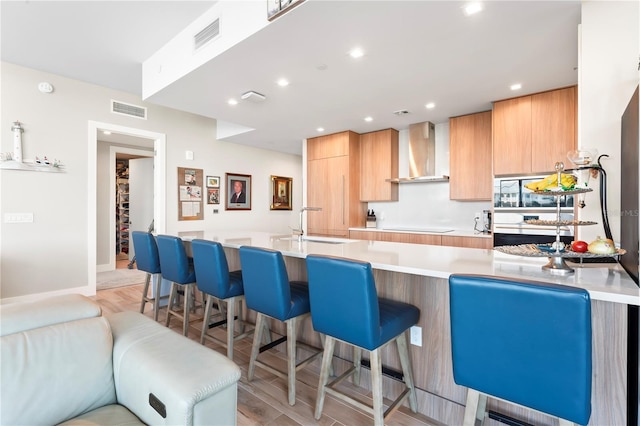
317 127 325 132
463 2 483 16
277 78 289 87
364 116 373 122
349 47 364 59
510 83 522 91
228 98 238 105
425 102 436 109
103 130 111 135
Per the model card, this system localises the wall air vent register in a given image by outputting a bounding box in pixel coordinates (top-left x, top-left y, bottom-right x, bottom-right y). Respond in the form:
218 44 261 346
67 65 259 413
111 100 147 120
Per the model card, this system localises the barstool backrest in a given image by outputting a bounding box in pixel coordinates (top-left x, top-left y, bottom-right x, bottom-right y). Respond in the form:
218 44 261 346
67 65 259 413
238 246 291 321
191 239 232 298
306 255 379 350
449 274 592 425
156 235 192 284
131 231 161 274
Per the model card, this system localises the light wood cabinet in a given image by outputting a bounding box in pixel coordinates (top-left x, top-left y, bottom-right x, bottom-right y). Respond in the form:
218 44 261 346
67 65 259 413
449 111 492 200
359 128 399 201
349 230 441 245
350 230 489 248
441 235 492 249
493 86 576 175
531 87 577 173
307 131 365 237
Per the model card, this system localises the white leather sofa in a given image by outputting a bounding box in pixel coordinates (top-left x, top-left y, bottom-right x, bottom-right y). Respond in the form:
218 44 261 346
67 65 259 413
0 294 241 425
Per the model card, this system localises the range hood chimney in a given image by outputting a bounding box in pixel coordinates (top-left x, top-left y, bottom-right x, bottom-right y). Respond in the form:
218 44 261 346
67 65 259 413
387 121 449 183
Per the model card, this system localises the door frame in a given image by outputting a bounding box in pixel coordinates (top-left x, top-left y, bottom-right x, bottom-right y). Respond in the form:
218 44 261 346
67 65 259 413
88 121 166 294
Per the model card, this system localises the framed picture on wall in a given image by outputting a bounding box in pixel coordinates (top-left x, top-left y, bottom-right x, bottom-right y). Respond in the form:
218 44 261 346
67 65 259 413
270 175 292 210
226 173 251 210
207 188 220 204
206 176 220 188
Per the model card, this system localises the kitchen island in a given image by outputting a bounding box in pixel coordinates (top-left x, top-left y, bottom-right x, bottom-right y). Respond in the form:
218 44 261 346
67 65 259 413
179 230 638 425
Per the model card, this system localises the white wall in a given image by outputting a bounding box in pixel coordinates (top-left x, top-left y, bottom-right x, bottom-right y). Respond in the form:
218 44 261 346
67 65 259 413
368 124 491 232
0 62 303 302
579 1 639 243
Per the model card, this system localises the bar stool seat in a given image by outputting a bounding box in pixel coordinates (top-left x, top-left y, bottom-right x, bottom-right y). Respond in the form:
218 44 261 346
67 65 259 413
131 231 166 321
239 246 322 406
306 254 419 426
191 239 254 360
156 234 200 337
448 274 592 426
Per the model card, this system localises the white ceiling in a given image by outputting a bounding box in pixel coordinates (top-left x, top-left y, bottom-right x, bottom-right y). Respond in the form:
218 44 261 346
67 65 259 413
1 1 581 156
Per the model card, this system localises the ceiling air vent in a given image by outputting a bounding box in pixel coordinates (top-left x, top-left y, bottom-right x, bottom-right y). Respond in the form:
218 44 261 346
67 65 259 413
194 19 220 50
111 100 147 120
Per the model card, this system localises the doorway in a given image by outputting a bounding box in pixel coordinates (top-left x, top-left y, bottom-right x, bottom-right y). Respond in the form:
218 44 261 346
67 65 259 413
112 148 154 270
88 121 166 294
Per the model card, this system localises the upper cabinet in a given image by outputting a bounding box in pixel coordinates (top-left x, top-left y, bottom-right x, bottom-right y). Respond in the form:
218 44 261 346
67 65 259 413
449 111 492 200
307 131 365 237
493 86 577 175
359 128 399 202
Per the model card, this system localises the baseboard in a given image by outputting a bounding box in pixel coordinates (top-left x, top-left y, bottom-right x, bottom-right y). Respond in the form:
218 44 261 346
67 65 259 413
0 285 95 305
96 263 113 273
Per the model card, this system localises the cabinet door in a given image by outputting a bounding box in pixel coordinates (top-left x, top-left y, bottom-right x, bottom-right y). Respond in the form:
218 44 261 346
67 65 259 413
307 156 349 237
360 129 398 201
307 131 350 160
531 86 576 174
441 235 492 249
493 96 532 175
449 111 492 200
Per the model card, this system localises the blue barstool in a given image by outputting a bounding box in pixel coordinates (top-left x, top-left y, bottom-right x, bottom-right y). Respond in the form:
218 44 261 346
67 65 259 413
156 234 199 337
238 246 322 406
306 255 419 426
448 274 592 426
191 239 254 360
131 231 165 321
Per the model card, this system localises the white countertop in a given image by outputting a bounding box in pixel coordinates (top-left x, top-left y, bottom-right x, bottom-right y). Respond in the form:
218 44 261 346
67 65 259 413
178 230 639 306
349 227 492 238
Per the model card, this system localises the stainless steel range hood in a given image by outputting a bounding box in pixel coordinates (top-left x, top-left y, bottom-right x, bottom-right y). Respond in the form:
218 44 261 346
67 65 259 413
386 121 449 183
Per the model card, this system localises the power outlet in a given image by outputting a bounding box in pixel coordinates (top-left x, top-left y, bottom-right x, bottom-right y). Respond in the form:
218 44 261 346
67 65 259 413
410 326 422 347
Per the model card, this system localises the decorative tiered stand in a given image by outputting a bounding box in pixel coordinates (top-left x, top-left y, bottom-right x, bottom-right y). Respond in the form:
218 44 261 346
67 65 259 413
495 162 625 275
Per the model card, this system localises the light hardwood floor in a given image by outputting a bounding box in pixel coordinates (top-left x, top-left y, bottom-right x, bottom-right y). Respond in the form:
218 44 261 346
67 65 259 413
92 284 444 426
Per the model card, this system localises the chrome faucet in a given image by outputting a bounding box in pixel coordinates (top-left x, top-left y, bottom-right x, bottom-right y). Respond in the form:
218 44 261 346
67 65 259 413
292 207 322 241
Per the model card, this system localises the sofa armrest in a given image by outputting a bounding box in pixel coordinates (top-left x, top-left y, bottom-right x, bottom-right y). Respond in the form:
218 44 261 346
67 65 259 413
107 311 241 426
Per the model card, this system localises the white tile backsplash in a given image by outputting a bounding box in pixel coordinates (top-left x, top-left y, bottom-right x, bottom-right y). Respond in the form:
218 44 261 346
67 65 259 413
368 123 490 232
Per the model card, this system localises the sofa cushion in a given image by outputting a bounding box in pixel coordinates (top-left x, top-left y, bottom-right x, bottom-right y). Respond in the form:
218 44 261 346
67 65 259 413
0 294 101 337
57 404 144 426
1 316 117 425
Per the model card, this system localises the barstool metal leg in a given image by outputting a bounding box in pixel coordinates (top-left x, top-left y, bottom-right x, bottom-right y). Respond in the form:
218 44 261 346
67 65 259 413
286 317 298 406
396 332 418 412
314 336 335 420
370 348 384 426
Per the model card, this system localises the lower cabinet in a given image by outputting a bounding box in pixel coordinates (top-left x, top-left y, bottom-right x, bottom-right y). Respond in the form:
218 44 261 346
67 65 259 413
441 235 492 249
349 230 491 249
